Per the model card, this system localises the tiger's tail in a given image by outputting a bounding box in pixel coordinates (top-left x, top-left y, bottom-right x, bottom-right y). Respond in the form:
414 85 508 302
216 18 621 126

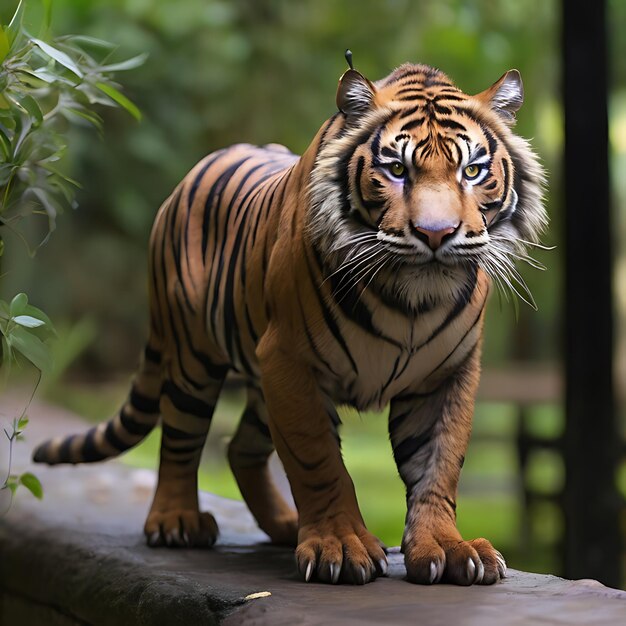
32 345 162 465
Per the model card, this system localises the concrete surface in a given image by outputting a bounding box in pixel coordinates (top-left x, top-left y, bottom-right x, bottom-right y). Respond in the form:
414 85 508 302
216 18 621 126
1 397 625 625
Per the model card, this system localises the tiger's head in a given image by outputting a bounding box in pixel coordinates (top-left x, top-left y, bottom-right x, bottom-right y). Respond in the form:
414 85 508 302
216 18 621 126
308 62 547 311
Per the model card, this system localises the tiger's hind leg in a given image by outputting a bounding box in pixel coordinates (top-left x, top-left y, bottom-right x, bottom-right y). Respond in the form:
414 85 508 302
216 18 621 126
228 381 298 545
145 367 226 548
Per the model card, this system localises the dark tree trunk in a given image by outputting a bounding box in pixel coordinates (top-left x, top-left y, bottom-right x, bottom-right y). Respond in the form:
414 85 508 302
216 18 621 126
562 0 621 587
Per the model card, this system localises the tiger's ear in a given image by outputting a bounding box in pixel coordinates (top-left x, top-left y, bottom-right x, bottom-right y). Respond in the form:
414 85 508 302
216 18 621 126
474 70 524 123
336 69 377 118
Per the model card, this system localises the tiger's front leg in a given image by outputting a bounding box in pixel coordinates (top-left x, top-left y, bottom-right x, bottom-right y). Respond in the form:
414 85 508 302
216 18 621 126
390 349 506 585
258 332 387 584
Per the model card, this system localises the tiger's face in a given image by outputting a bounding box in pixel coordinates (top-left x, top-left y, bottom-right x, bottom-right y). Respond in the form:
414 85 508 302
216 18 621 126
309 63 546 310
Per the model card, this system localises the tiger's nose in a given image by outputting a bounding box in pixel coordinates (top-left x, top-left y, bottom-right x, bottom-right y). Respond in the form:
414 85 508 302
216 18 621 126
411 221 460 250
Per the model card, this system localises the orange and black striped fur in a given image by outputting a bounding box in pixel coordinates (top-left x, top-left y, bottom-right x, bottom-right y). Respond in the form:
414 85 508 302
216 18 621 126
34 62 546 586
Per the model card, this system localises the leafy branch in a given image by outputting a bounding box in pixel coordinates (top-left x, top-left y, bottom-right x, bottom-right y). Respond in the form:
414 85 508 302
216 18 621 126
0 0 144 513
1 414 42 516
0 0 145 254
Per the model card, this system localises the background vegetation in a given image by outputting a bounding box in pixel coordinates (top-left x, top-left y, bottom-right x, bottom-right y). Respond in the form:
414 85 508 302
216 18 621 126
1 0 624 581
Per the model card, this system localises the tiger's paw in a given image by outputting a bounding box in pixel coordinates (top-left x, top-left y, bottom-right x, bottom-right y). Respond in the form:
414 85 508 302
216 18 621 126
144 509 219 548
404 535 506 585
295 514 387 585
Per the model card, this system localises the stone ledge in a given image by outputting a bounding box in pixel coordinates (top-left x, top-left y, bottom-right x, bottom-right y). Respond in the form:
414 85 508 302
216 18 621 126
1 400 625 625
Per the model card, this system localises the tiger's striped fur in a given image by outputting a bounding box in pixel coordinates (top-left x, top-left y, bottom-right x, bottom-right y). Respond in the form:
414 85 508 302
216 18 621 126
33 62 546 586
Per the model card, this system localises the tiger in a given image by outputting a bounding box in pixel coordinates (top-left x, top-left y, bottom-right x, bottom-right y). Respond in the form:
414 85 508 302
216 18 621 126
33 56 546 586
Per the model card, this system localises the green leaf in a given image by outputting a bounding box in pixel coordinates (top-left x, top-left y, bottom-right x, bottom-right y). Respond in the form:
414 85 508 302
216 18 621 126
7 325 52 371
41 0 52 33
29 187 58 235
62 106 103 131
0 125 11 159
99 53 149 73
0 336 13 377
0 26 9 64
32 38 84 78
60 35 116 50
95 82 142 121
19 473 43 499
9 293 28 316
23 304 54 331
17 415 29 430
15 69 49 89
12 111 33 156
13 315 45 328
7 0 25 43
15 95 44 127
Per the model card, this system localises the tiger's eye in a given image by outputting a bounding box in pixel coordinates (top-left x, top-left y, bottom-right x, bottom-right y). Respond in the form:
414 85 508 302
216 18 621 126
464 164 481 179
389 162 405 177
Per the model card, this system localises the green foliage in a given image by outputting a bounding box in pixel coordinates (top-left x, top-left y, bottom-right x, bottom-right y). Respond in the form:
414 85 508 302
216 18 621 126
1 412 42 514
0 0 143 256
0 291 55 376
0 0 143 513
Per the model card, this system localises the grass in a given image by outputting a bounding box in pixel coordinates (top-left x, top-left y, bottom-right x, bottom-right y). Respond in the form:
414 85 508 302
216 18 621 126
46 378 565 575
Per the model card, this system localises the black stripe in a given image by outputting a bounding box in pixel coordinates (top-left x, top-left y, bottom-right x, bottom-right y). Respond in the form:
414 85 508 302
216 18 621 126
59 436 76 463
398 105 421 119
452 142 463 165
355 156 384 213
188 150 226 208
271 421 325 472
209 160 267 343
162 423 203 441
329 271 404 349
436 117 467 132
397 93 427 102
400 117 425 132
482 125 499 156
169 279 229 382
424 319 482 383
434 104 452 115
482 200 503 212
161 439 203 454
120 408 154 436
434 93 465 102
380 354 401 399
222 185 260 376
416 264 478 350
392 424 435 467
130 387 160 414
82 428 108 462
161 380 214 418
395 87 425 97
370 126 383 163
241 409 271 439
502 159 510 195
158 198 205 391
306 247 358 374
455 242 485 251
144 345 161 364
201 156 253 259
104 421 128 452
297 288 340 378
250 172 279 246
